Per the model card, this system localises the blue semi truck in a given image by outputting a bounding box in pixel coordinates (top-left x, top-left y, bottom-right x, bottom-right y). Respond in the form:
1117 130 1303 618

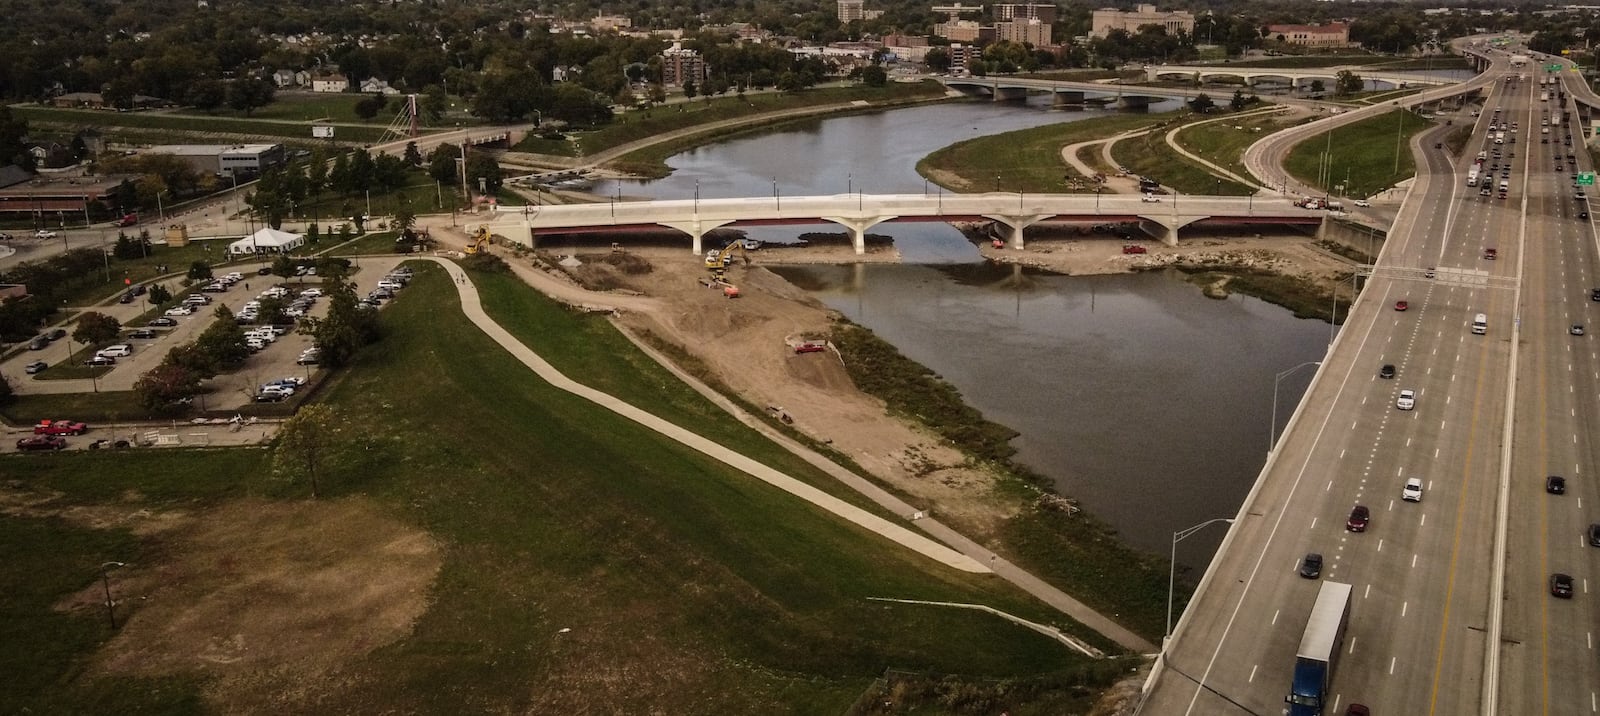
1285 581 1352 715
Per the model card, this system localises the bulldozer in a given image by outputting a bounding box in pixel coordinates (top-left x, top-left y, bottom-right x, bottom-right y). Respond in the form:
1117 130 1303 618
464 226 491 255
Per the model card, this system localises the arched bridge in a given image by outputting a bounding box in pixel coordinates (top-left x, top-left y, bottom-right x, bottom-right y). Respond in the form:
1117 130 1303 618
939 76 1203 107
472 193 1327 254
1145 64 1456 90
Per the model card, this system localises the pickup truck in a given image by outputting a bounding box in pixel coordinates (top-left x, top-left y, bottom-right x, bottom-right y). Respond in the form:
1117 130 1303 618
33 229 58 240
34 419 88 436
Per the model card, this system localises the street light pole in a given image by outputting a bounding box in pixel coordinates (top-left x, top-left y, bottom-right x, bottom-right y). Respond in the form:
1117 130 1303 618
99 561 127 630
1270 361 1323 452
1167 518 1234 648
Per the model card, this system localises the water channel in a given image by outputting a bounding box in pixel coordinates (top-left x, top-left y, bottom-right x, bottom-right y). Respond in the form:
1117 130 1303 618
595 95 1331 566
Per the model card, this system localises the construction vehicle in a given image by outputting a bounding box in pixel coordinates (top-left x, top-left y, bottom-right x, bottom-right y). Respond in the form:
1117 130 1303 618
465 226 491 255
703 241 751 270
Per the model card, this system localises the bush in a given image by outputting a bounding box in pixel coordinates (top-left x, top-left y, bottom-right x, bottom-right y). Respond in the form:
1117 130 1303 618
461 252 509 273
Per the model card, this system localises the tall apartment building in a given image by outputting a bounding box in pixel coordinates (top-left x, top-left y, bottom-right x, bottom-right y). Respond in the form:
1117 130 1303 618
996 17 1051 46
934 19 993 43
838 0 865 22
660 42 708 87
994 3 1058 24
1089 4 1195 38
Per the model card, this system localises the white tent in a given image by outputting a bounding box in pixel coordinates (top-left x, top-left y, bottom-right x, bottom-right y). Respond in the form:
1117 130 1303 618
227 228 305 256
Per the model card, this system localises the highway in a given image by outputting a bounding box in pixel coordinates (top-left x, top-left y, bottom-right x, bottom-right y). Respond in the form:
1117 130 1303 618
1142 47 1562 716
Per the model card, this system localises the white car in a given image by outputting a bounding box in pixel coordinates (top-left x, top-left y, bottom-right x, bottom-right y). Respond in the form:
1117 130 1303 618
163 305 195 317
1353 199 1372 208
301 288 323 298
1396 389 1417 410
1140 194 1161 203
96 344 132 358
33 229 57 240
1402 478 1424 502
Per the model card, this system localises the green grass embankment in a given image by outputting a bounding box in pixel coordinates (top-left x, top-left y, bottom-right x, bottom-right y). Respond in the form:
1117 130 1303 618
1109 117 1258 195
1283 109 1434 197
918 111 1179 193
1 261 1131 714
1174 111 1299 181
12 106 390 143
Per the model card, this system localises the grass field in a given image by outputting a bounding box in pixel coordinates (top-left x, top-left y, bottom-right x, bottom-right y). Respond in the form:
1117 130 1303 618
167 92 473 128
1109 117 1257 195
12 106 391 144
1175 112 1299 182
918 111 1180 193
1283 109 1434 197
0 260 1131 713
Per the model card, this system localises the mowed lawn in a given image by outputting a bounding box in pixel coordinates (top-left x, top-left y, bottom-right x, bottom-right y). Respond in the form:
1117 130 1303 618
1283 109 1434 197
918 111 1180 193
0 261 1123 714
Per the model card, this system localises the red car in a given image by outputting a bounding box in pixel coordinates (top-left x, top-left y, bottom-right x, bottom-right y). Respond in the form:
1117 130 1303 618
34 419 87 436
1346 505 1370 532
794 342 827 354
1122 244 1147 254
1394 300 1409 312
16 435 67 451
116 213 139 227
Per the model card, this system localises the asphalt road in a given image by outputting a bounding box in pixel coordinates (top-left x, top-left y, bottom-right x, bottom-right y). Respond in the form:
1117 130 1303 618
1143 53 1531 715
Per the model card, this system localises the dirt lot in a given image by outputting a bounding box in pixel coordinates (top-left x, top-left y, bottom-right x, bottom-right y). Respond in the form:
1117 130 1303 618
421 223 1355 539
0 483 441 712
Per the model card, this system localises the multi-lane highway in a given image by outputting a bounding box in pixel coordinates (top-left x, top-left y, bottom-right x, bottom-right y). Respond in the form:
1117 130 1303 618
1141 46 1600 715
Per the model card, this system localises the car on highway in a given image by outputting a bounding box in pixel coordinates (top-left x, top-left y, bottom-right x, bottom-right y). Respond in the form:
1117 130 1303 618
1403 477 1424 502
1346 505 1370 532
1547 475 1567 494
1298 553 1323 579
1396 389 1416 410
163 305 195 317
1591 288 1600 302
24 361 47 374
1582 211 1590 220
1588 523 1600 547
1394 300 1408 311
147 317 177 327
1353 199 1371 208
1425 267 1436 279
1140 194 1161 203
1380 364 1396 379
16 435 67 451
1345 704 1371 716
1550 573 1575 598
1484 248 1497 260
33 229 57 240
34 419 87 435
1572 324 1586 336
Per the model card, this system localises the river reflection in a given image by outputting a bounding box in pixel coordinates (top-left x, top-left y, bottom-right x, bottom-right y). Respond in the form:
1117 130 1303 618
772 263 1329 564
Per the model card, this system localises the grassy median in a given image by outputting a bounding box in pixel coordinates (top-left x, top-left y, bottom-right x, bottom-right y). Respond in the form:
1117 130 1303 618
1 261 1129 714
1283 109 1434 197
918 111 1179 193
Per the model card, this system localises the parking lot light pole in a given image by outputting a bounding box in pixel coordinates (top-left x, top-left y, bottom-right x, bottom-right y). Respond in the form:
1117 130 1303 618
1270 361 1322 452
99 561 127 629
1167 519 1233 652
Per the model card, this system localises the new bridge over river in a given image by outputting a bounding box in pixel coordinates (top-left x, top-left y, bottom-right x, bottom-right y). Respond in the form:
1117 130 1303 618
471 192 1328 254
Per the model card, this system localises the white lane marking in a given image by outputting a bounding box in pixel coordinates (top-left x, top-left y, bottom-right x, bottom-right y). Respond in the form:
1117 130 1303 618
1365 583 1372 599
1377 539 1384 552
1311 517 1319 529
1422 514 1427 527
1390 656 1397 675
1272 609 1280 625
1412 554 1419 568
1249 664 1258 683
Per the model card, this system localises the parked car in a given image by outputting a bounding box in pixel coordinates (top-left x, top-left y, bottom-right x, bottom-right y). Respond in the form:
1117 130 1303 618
254 390 290 403
34 419 87 435
182 294 212 305
83 355 115 367
1484 248 1497 260
24 361 48 374
1140 194 1161 203
163 305 195 317
147 317 178 327
33 229 57 240
1122 245 1147 254
794 342 827 354
127 329 156 339
96 344 132 358
118 292 137 304
1353 199 1371 208
27 336 49 350
16 435 67 451
301 288 323 298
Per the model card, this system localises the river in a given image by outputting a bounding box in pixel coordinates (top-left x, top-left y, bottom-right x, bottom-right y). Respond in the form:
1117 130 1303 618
596 95 1328 566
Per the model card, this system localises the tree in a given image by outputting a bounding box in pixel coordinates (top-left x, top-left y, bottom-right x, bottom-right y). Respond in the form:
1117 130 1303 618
184 79 227 113
420 84 448 124
1188 93 1215 113
1230 90 1248 111
403 141 423 167
271 255 296 282
683 79 698 99
306 146 329 195
1335 70 1363 96
134 363 201 411
1309 79 1326 94
859 65 888 87
428 143 461 184
354 93 386 120
226 77 276 116
187 261 213 281
0 372 13 406
301 275 377 368
194 305 249 369
72 312 121 347
464 153 502 195
148 284 172 305
274 404 340 498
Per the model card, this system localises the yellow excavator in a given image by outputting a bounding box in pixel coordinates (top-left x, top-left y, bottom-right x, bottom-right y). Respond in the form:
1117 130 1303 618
465 226 491 255
703 241 750 270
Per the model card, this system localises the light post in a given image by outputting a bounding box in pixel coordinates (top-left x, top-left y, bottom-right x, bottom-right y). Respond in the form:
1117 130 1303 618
772 177 780 211
847 173 852 195
1167 518 1234 649
1270 361 1322 452
1095 185 1102 213
694 179 700 214
156 190 166 223
99 561 127 630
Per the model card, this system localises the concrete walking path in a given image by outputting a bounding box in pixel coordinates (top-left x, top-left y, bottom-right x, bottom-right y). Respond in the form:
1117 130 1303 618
1060 126 1154 194
424 257 993 575
1163 106 1288 191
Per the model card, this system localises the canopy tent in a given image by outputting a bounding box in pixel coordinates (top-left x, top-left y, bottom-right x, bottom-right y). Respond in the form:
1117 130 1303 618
227 228 305 256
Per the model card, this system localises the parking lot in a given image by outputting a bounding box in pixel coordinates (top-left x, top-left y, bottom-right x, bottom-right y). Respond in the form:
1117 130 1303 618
3 256 415 410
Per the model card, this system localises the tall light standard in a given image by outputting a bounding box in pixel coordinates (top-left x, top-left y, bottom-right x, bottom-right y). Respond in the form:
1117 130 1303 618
772 177 780 211
1167 518 1234 648
694 179 700 214
1270 361 1322 452
99 561 127 629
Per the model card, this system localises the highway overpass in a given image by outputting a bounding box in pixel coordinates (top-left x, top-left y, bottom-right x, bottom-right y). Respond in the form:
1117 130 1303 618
1146 64 1456 91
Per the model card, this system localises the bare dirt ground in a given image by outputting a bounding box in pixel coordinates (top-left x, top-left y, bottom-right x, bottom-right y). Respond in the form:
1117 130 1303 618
979 228 1355 290
1 481 442 712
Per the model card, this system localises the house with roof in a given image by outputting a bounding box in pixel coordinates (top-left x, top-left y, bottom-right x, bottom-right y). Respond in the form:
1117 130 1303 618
360 77 400 95
311 74 350 93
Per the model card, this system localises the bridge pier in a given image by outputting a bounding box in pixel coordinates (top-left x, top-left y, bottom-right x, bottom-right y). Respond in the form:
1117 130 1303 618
1053 90 1085 106
659 218 735 254
993 86 1028 102
1117 95 1156 110
822 215 896 255
983 213 1053 250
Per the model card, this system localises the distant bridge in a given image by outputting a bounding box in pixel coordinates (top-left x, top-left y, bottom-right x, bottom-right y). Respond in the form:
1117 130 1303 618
938 76 1204 107
1145 64 1456 90
472 192 1328 254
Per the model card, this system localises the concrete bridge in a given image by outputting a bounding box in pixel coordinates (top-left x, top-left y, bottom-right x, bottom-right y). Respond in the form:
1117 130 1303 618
939 75 1203 107
1144 64 1455 90
471 192 1326 254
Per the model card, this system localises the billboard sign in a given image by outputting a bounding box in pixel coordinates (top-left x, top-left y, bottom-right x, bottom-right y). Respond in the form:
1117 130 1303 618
311 125 335 139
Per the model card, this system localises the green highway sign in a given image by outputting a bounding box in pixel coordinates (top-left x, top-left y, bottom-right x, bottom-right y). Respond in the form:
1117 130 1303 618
1579 172 1596 186
1549 64 1563 72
